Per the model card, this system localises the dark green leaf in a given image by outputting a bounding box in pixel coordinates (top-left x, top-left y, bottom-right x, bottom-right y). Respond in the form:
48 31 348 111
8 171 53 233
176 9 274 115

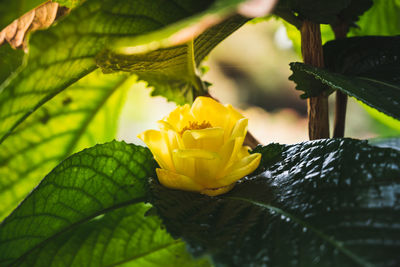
324 36 400 80
369 137 400 151
288 63 332 98
13 203 211 267
0 71 130 221
274 0 351 25
0 0 250 145
334 0 373 25
150 138 400 266
289 62 400 120
0 141 157 265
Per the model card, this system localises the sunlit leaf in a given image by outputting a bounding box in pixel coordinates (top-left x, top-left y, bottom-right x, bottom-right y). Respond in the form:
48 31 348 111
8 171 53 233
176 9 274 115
0 0 44 29
0 45 24 85
350 0 400 36
0 0 259 145
14 204 211 267
0 71 130 220
0 141 157 265
0 1 62 50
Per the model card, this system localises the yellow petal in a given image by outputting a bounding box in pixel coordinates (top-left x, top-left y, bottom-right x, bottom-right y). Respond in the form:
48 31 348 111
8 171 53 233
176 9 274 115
158 121 184 150
238 145 251 159
218 153 261 186
230 118 248 139
172 149 195 179
173 149 221 187
164 104 193 132
226 104 245 122
224 104 245 141
182 127 224 151
191 97 230 129
216 136 245 177
174 149 219 160
138 130 174 171
201 183 235 196
156 168 203 191
157 120 175 131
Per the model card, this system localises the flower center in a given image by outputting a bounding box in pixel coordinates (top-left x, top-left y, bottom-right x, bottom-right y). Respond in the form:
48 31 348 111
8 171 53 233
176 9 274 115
180 120 212 135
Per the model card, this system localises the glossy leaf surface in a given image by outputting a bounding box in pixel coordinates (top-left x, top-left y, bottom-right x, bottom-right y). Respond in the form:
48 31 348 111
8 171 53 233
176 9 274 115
369 137 400 151
150 139 400 266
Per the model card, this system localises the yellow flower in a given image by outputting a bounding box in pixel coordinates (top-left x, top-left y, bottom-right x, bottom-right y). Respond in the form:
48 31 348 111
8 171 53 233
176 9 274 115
138 96 261 196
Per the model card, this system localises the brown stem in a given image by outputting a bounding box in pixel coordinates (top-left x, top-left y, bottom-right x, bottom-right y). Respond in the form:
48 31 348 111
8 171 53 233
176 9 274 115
204 92 260 149
300 21 330 140
333 91 348 138
332 23 349 138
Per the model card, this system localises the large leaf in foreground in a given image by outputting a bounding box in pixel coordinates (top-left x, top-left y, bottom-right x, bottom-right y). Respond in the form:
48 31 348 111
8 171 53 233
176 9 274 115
0 0 253 145
289 62 400 120
0 141 157 266
150 138 400 266
0 71 129 220
14 204 210 267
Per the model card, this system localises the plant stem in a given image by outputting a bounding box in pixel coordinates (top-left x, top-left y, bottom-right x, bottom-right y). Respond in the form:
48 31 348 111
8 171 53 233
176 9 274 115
333 91 347 138
300 20 329 140
332 23 349 138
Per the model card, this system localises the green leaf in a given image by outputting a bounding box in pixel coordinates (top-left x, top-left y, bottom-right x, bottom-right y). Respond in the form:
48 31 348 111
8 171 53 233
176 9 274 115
13 204 211 267
288 63 332 98
363 103 400 135
289 61 400 121
0 0 250 145
350 0 400 36
0 45 24 85
274 0 351 25
323 36 400 79
150 138 400 266
334 0 373 25
0 70 130 220
0 0 44 29
347 0 400 130
97 15 247 105
0 141 157 266
53 0 84 9
369 137 400 151
322 36 400 126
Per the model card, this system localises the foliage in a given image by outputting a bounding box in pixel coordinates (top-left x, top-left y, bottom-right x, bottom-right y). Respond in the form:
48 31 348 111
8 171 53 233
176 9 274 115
150 139 400 266
0 0 400 266
289 36 400 120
